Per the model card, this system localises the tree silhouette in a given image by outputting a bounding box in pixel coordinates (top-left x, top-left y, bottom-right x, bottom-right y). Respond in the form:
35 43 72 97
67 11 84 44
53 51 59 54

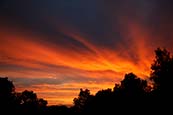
149 48 173 113
120 73 147 96
73 89 93 113
150 48 173 94
38 98 48 107
19 90 39 113
0 77 16 113
0 77 15 99
21 90 38 104
91 88 113 113
118 73 148 113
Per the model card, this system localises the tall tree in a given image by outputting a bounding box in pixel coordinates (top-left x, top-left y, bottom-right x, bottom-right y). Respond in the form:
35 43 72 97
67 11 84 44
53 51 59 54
150 48 173 94
0 77 15 99
0 77 15 112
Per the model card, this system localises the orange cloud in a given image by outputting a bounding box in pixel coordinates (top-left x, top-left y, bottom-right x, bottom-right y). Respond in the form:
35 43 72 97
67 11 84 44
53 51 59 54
0 22 158 105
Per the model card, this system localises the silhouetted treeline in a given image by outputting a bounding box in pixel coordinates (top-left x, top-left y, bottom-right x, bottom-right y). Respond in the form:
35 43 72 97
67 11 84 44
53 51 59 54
0 48 173 114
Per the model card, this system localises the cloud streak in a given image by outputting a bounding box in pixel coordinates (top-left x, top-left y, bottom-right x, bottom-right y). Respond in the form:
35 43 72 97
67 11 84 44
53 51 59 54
0 23 152 105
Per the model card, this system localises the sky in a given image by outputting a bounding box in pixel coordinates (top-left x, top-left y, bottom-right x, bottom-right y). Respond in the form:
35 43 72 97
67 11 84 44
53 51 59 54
0 0 173 105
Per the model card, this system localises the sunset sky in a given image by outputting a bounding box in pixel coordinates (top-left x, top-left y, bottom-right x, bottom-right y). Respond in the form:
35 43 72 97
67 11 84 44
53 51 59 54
0 0 173 105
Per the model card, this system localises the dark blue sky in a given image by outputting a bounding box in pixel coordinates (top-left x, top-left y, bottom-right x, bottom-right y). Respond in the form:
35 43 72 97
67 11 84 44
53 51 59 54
1 0 173 48
1 0 173 49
